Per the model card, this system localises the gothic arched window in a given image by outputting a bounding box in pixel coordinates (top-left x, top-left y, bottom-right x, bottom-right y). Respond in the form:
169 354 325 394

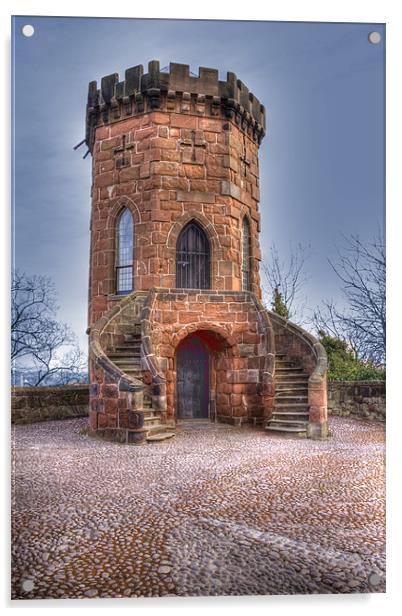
116 208 134 294
241 216 251 291
176 222 211 289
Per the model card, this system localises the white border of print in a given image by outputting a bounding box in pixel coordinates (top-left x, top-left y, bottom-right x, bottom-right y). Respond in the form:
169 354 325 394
1 2 400 616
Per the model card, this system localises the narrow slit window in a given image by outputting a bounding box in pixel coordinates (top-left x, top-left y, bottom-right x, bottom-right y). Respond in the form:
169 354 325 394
241 217 251 291
116 208 133 294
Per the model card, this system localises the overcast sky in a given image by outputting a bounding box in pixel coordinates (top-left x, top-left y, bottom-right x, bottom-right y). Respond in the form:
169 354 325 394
12 16 385 351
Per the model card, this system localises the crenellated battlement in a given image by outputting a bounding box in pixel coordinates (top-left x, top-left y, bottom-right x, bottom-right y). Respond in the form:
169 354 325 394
85 60 266 151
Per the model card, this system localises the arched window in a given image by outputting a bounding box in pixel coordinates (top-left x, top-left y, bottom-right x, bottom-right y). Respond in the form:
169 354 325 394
115 208 134 294
241 217 251 291
176 221 211 289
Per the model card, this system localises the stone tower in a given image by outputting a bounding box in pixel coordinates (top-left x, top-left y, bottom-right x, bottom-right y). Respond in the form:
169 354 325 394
85 60 328 443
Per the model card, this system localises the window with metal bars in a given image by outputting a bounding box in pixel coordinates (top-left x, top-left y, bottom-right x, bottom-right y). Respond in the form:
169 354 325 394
115 208 133 294
176 222 211 289
241 217 251 291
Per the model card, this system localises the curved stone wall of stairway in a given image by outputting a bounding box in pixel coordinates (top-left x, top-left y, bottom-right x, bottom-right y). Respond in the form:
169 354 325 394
88 292 147 443
267 312 328 439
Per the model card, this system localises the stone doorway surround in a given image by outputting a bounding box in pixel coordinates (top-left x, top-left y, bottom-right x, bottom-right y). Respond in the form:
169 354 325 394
176 333 210 420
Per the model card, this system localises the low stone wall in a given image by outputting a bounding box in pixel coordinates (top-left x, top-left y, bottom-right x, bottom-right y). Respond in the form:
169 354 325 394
11 385 89 424
328 381 385 422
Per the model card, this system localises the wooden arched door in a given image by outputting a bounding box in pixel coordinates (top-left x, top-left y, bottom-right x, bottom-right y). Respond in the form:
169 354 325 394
176 334 210 419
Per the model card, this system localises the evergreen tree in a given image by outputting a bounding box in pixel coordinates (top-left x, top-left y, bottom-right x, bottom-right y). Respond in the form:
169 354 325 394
318 331 385 381
272 287 289 319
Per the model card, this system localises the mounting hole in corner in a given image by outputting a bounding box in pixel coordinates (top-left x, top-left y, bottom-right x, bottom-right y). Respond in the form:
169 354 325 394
21 578 34 592
368 572 381 586
21 24 35 38
368 31 381 44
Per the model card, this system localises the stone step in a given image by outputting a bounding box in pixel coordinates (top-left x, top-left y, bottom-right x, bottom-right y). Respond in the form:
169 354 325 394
265 424 307 433
114 350 141 357
112 359 141 370
275 401 308 407
124 333 141 342
146 432 176 443
119 323 141 339
274 403 308 409
112 358 141 365
275 385 308 391
275 393 308 400
115 368 142 375
120 370 142 377
146 423 174 436
272 418 308 424
276 366 305 372
144 416 162 426
276 395 308 401
275 368 309 377
269 418 308 426
109 356 141 364
272 411 309 416
143 407 157 415
275 376 309 383
275 359 300 368
275 402 309 409
108 348 141 357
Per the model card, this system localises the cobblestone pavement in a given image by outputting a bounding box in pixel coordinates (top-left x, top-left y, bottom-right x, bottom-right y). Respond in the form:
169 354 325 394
11 417 385 599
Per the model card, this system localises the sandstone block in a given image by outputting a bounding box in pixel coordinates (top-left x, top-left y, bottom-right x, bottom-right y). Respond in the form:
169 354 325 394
151 137 177 150
151 161 179 176
170 114 197 129
119 166 140 181
199 118 222 132
176 190 215 204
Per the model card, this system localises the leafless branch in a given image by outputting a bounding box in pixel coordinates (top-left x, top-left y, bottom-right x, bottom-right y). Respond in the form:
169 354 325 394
261 242 311 323
312 233 385 365
11 271 88 385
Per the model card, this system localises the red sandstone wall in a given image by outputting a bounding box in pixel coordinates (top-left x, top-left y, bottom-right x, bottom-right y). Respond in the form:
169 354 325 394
89 110 262 327
142 289 272 425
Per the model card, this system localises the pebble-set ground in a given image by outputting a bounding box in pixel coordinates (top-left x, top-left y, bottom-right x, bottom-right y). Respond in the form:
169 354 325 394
11 416 385 599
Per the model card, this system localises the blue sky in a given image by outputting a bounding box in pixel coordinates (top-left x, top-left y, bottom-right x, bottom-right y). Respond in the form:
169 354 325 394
12 16 385 350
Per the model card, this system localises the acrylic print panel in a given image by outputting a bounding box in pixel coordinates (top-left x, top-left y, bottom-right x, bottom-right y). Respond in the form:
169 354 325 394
11 16 385 600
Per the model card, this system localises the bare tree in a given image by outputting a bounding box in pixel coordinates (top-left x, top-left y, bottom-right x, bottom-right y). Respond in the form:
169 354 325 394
313 300 360 358
261 242 311 322
24 330 87 387
11 271 87 385
12 271 58 362
312 233 385 365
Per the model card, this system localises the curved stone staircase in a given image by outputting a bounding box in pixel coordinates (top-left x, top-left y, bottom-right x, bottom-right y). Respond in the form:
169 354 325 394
107 325 174 442
89 292 175 443
265 353 309 436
